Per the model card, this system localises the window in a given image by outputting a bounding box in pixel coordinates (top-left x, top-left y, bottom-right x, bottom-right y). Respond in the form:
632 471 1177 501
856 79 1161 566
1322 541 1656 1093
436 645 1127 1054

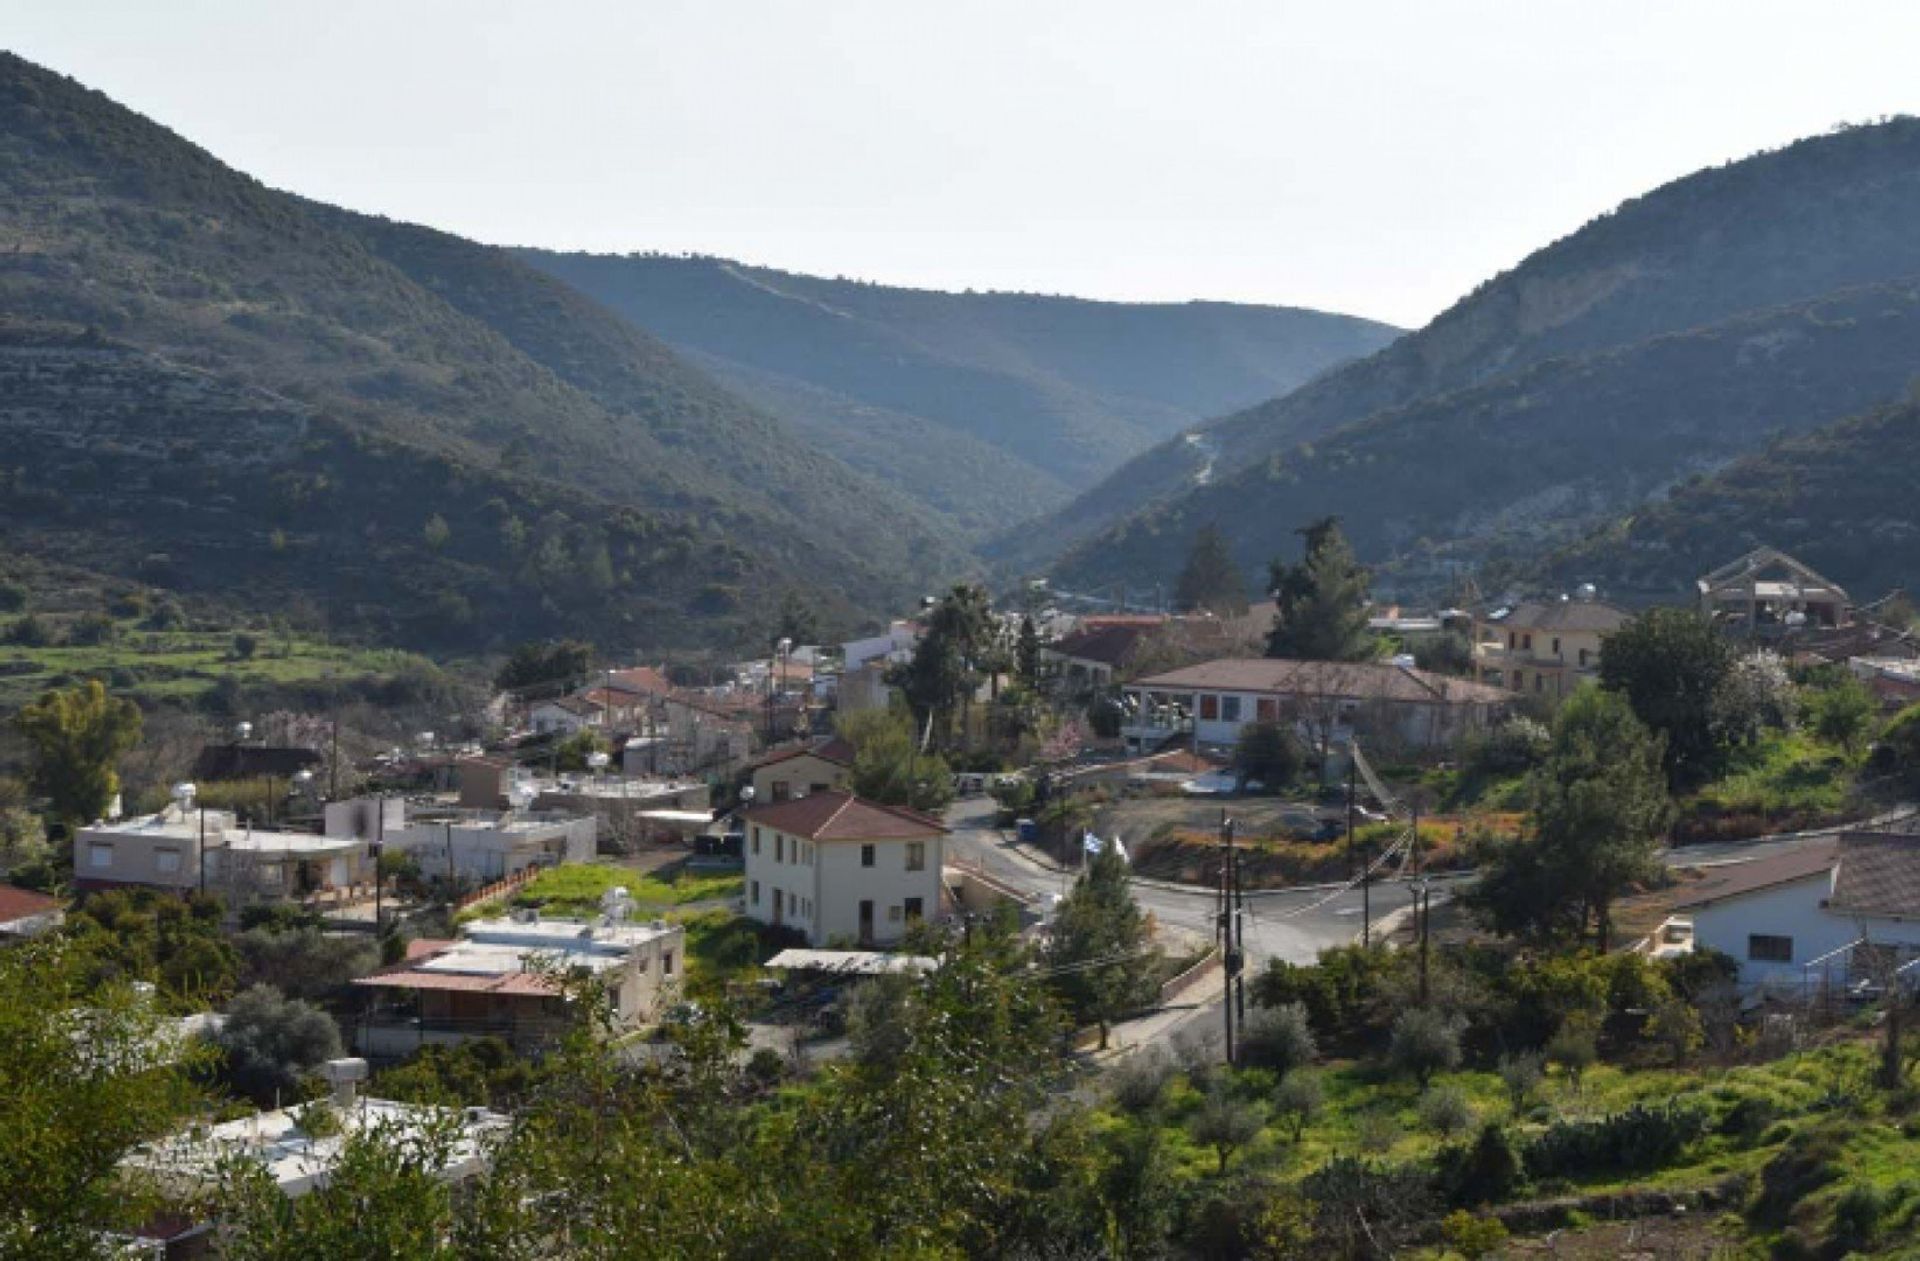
1199 694 1219 721
771 780 791 802
1534 674 1543 693
752 828 761 855
861 844 875 868
1522 633 1533 651
1221 696 1242 723
775 889 784 915
810 783 830 795
88 843 113 870
905 841 926 872
905 896 923 922
888 904 903 922
1511 670 1524 692
1256 697 1278 722
1551 637 1561 657
1507 631 1516 649
775 834 784 863
751 880 760 905
662 950 675 977
1579 648 1590 667
1748 935 1794 963
155 847 182 875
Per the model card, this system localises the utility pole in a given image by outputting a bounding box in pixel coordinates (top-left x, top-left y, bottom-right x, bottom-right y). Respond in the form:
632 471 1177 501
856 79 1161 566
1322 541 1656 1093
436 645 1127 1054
1231 817 1247 1027
1348 759 1368 948
372 794 385 934
1220 811 1239 1065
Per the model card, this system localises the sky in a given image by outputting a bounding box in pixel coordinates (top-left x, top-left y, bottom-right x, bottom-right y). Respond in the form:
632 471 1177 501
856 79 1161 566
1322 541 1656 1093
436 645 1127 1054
14 1 1920 328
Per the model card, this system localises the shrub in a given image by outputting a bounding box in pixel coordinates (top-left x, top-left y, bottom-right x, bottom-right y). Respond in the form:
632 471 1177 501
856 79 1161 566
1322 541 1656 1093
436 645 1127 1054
1545 1020 1598 1088
213 984 343 1105
1272 1071 1323 1141
1250 945 1404 1055
1418 1085 1476 1138
1498 1050 1544 1110
1467 717 1550 777
1239 1002 1316 1077
66 613 118 646
1388 1007 1463 1086
1189 1085 1262 1175
1436 1123 1525 1208
1439 1208 1509 1258
1354 1111 1400 1154
1523 1101 1706 1182
1828 1182 1885 1252
1751 1125 1849 1228
1109 1048 1176 1115
1300 1156 1434 1258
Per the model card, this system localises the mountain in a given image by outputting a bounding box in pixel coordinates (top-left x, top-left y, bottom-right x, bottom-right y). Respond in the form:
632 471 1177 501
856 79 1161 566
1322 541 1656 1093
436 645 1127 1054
1048 278 1920 598
513 251 1400 534
1018 117 1920 583
0 52 970 652
1525 395 1920 603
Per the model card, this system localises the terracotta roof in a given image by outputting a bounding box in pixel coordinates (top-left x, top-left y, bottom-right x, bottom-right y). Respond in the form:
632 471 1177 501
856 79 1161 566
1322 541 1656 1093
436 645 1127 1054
754 736 857 771
0 884 62 924
1049 623 1154 667
352 941 558 997
608 666 672 696
1486 600 1631 633
742 791 947 840
1829 831 1920 919
1130 658 1511 705
1670 839 1838 910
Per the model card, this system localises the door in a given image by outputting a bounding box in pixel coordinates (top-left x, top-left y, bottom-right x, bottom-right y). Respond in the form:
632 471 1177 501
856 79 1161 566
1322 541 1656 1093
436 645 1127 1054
858 899 874 945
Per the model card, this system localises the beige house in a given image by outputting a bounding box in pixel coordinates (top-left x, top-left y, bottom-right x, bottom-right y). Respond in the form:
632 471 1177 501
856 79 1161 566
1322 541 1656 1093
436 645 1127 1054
743 792 947 947
1472 596 1630 702
750 736 856 803
352 907 684 1056
76 803 371 903
1698 547 1851 638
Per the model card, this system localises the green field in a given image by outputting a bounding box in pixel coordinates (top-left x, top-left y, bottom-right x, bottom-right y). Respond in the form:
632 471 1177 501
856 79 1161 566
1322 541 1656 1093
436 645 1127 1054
510 863 744 918
0 624 437 709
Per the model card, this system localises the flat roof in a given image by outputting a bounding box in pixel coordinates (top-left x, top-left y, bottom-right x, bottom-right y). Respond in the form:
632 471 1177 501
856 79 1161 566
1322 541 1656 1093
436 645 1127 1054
765 949 938 976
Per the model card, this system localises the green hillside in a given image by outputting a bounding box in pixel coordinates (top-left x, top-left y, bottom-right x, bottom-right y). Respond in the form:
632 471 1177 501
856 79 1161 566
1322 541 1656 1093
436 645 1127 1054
0 52 965 654
1529 395 1920 601
514 250 1399 503
1049 280 1920 599
1015 116 1920 577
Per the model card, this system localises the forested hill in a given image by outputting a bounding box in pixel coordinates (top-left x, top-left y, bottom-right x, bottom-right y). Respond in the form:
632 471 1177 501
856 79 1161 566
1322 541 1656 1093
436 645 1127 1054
1013 116 1920 577
0 52 968 652
1524 395 1920 603
514 250 1400 528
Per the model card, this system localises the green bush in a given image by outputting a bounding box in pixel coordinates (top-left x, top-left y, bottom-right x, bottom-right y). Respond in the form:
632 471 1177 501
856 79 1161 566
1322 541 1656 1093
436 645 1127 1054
1524 1101 1707 1182
1239 1002 1316 1077
1828 1182 1885 1252
1435 1123 1525 1208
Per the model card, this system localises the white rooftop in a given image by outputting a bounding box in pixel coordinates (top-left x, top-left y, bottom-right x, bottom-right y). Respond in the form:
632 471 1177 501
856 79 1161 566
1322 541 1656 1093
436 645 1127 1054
765 948 938 976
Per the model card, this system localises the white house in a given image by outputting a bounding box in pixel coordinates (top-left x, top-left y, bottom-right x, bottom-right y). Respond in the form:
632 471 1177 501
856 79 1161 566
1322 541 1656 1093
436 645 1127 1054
1675 830 1920 992
842 621 919 674
742 791 947 947
1120 658 1510 756
529 695 603 735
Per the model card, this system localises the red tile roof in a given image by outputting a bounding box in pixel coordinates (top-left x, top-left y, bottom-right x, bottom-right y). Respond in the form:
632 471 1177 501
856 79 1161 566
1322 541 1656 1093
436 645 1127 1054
1050 623 1154 668
1829 830 1920 918
0 884 62 924
754 736 857 771
1131 658 1511 705
352 940 559 997
609 666 672 696
742 791 947 840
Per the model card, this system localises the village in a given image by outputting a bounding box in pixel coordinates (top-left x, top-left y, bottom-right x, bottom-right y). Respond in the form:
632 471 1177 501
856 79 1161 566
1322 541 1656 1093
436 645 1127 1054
8 527 1920 1257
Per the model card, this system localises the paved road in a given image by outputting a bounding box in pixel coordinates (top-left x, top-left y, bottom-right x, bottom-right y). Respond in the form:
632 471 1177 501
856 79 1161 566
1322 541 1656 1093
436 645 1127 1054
944 796 1455 969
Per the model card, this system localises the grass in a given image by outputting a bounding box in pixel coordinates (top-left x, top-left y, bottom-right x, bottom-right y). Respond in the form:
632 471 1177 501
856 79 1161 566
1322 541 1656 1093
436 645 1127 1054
511 863 743 918
1690 728 1862 817
0 619 432 707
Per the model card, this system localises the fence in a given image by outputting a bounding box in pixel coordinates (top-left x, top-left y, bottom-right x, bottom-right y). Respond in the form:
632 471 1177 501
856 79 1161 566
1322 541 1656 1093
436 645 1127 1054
454 865 542 913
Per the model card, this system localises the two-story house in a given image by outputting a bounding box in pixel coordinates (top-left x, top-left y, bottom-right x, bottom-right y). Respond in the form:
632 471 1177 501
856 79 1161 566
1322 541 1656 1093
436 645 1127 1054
742 791 947 947
1472 595 1629 702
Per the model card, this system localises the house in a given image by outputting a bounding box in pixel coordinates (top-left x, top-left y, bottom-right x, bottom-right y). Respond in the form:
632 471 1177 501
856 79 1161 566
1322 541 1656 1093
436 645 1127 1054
1120 658 1510 756
749 736 857 803
843 621 919 673
1472 594 1631 702
352 903 685 1056
125 1060 504 1254
1698 547 1851 637
656 692 755 775
1042 622 1158 695
1849 657 1920 709
327 797 596 884
742 791 947 947
0 884 63 939
1674 829 1920 992
529 695 604 735
76 802 371 904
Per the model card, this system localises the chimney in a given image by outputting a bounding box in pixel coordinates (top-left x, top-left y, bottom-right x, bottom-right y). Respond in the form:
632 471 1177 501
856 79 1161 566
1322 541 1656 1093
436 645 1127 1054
318 1057 369 1108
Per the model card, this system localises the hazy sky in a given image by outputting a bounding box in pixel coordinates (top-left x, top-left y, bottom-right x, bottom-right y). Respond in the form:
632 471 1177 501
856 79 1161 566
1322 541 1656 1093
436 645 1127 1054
15 1 1920 327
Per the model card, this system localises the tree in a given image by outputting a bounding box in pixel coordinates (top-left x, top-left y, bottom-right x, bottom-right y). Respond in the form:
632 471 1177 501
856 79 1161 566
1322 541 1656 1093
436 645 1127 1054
1545 1018 1598 1090
1598 607 1733 787
14 679 143 830
772 589 821 646
1266 517 1375 662
1240 1001 1316 1076
896 585 997 746
837 707 954 813
213 984 344 1105
1046 844 1157 1048
1235 722 1303 790
1016 615 1042 690
1388 1007 1463 1087
1273 1071 1324 1141
1173 523 1249 616
494 639 592 695
1809 673 1875 752
1465 688 1672 949
1190 1085 1261 1174
0 939 207 1254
